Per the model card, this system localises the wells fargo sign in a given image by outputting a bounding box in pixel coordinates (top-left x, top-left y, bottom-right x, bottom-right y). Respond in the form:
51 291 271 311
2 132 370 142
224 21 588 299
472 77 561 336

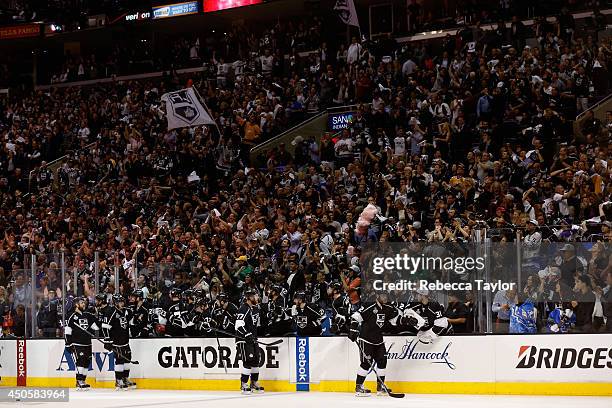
0 24 40 40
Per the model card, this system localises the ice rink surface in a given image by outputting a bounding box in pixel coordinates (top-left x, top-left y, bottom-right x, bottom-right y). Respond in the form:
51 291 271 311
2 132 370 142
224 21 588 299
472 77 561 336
23 389 612 408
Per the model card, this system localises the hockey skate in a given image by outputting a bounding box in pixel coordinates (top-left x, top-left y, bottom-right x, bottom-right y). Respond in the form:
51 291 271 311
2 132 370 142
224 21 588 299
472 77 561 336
355 384 371 397
377 382 392 396
76 380 90 391
124 378 137 389
115 379 129 391
251 381 264 393
376 381 405 398
241 382 252 395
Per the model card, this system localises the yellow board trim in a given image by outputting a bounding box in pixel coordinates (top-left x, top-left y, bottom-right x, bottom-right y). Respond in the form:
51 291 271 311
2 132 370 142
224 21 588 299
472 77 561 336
1 377 611 396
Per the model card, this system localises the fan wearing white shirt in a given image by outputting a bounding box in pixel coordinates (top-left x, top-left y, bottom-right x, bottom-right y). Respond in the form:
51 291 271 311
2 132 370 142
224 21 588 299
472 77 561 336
393 130 406 157
347 37 362 65
260 49 274 77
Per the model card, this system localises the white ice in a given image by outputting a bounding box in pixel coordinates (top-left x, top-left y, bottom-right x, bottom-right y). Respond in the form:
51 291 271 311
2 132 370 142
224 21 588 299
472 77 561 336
25 389 612 408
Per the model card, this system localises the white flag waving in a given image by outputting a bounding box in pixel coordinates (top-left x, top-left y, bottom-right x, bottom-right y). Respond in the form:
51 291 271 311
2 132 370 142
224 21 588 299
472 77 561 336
161 87 215 130
334 0 360 28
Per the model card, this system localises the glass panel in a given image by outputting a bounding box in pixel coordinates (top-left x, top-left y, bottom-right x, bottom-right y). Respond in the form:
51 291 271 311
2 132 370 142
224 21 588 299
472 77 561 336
5 268 32 337
33 253 63 338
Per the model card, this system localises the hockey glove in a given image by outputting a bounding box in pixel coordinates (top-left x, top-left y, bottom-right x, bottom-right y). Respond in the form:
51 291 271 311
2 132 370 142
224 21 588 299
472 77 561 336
244 332 255 345
348 327 359 342
416 328 437 344
103 337 113 351
403 308 426 330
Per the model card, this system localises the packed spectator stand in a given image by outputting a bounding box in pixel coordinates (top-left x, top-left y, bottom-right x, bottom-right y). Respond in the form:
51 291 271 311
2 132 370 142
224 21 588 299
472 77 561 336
0 2 611 339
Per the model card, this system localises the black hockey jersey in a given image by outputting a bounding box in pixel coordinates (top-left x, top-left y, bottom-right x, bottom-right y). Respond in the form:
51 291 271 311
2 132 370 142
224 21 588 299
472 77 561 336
103 307 132 346
65 310 100 346
291 303 325 336
165 300 189 337
265 295 292 336
351 302 401 345
129 304 150 338
331 294 351 334
188 308 214 336
235 303 260 343
96 305 113 327
405 301 449 335
211 302 238 332
267 295 290 324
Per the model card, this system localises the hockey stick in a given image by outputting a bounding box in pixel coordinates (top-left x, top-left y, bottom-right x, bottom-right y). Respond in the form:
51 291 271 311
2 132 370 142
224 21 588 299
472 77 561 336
209 327 283 346
210 308 228 374
356 340 405 399
214 333 228 374
81 327 140 365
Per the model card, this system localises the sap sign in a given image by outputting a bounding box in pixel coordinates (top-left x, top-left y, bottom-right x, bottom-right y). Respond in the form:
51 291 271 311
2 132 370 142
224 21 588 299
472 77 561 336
328 112 354 131
125 11 151 22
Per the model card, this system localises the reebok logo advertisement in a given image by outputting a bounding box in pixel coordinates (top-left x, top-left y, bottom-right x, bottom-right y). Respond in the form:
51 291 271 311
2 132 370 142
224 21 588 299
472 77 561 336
387 339 456 370
516 345 612 369
296 337 310 391
17 339 26 386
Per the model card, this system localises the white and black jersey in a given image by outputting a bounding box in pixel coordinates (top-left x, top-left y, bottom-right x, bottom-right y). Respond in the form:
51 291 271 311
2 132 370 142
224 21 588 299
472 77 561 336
235 303 260 343
129 304 150 338
350 302 401 345
331 294 351 334
267 295 290 324
291 303 325 336
37 168 53 188
65 310 100 346
265 295 292 336
103 307 132 346
153 156 174 176
96 304 113 327
186 307 213 336
405 301 450 335
211 302 238 332
310 282 327 306
165 300 189 337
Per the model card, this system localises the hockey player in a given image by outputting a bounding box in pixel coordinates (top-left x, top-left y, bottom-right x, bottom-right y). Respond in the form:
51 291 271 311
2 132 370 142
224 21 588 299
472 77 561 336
103 294 135 390
235 288 264 394
265 284 292 336
290 290 325 336
128 290 150 338
182 289 196 312
189 298 215 336
94 294 112 320
190 298 215 336
211 292 238 334
407 289 451 343
349 291 423 396
165 288 189 337
65 296 100 390
329 281 350 335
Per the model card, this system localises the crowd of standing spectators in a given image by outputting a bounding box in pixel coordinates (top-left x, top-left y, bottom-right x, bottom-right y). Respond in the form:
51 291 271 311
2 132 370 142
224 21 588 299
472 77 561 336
0 6 611 338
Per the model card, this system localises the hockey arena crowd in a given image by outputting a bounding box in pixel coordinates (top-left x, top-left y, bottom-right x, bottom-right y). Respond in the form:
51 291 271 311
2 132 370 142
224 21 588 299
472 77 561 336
0 3 611 342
